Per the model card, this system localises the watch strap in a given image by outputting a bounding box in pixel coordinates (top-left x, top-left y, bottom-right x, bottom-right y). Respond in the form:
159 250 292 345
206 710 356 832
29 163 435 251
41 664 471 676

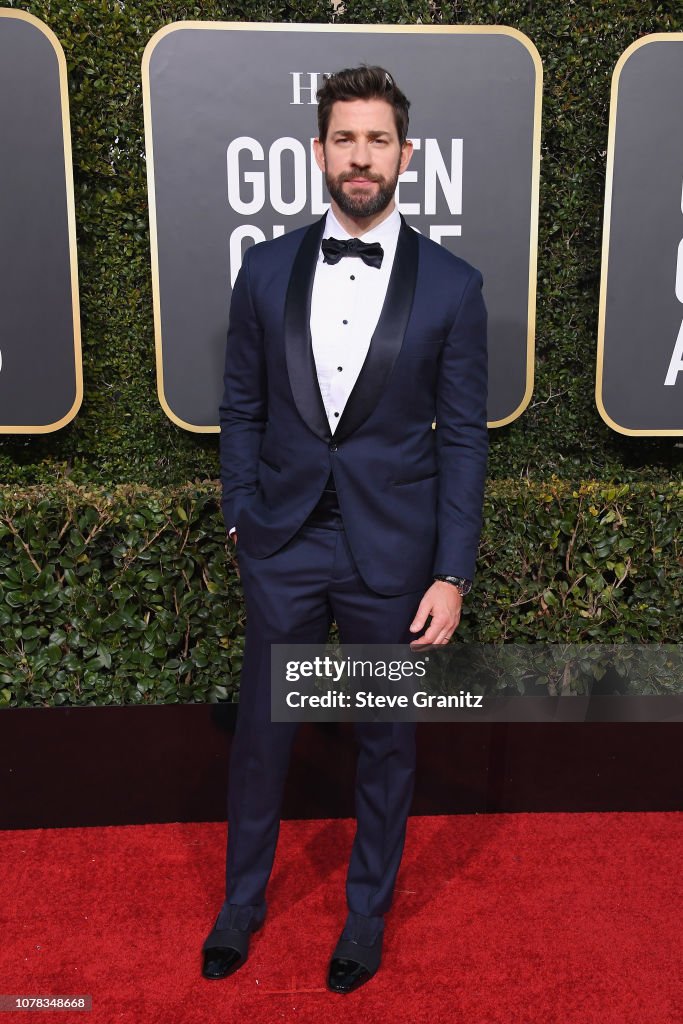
433 574 472 596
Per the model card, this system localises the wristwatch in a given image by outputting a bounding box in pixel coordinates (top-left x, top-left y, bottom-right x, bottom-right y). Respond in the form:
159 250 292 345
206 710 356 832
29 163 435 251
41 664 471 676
433 574 472 597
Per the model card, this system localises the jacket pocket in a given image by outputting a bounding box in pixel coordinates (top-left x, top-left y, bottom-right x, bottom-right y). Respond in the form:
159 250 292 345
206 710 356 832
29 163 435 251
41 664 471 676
393 471 438 486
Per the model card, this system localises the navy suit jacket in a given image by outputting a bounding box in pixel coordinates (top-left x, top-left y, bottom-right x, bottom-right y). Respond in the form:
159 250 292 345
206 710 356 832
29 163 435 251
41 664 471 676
219 214 488 596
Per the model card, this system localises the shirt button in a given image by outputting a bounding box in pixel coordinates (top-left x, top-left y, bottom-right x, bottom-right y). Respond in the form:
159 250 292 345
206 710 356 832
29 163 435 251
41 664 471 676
337 366 343 372
342 319 348 325
350 275 355 280
333 412 340 418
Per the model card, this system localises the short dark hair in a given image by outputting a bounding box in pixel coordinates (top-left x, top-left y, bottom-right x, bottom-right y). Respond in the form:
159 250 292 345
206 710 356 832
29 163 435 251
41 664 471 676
316 65 410 145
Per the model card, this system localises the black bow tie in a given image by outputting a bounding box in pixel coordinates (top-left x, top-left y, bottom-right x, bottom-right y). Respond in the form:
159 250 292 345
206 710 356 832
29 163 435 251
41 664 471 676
321 236 384 269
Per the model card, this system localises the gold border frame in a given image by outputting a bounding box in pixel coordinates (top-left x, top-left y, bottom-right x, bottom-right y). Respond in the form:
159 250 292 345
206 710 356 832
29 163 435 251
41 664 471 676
0 9 83 434
596 32 683 437
142 21 542 433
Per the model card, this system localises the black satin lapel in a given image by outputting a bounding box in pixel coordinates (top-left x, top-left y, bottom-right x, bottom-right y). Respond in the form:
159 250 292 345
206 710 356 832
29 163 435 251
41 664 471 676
284 216 331 442
335 218 419 443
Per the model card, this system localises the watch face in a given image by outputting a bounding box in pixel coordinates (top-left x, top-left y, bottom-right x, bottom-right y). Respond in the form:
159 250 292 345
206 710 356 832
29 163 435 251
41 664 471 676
451 577 472 595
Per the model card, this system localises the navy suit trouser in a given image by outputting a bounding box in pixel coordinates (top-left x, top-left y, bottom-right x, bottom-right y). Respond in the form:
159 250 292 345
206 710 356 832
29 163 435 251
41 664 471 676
215 521 422 941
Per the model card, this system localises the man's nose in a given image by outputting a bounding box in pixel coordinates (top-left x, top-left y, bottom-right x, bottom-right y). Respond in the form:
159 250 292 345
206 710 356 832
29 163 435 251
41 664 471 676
351 140 372 166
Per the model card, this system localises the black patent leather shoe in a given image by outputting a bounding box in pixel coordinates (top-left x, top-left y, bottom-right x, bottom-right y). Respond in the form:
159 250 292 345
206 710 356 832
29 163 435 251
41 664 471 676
202 946 245 980
201 906 264 981
327 955 375 994
327 929 383 994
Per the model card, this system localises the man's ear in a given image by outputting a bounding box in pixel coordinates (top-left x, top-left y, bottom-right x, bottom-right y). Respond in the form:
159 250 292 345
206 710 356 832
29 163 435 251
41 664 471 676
399 139 414 175
313 137 326 174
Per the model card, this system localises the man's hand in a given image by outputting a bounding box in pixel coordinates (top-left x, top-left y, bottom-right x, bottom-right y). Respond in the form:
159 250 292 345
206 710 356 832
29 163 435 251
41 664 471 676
409 580 463 647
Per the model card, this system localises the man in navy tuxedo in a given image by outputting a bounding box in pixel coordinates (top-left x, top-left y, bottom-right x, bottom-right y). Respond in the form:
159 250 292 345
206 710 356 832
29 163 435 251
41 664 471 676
202 65 488 994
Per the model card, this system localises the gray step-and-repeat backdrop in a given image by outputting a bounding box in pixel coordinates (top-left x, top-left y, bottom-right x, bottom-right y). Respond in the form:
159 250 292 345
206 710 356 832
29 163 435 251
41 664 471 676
142 24 542 432
0 9 82 433
597 33 683 436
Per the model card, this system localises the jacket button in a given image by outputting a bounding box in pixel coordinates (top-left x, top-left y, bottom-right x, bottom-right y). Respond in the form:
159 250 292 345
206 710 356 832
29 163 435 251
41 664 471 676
329 443 338 452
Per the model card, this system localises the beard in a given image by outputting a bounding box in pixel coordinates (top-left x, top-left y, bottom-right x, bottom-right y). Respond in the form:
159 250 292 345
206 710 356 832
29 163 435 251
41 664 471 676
325 163 400 219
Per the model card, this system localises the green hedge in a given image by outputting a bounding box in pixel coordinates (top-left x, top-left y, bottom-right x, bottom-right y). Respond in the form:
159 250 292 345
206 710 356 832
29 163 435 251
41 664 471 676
1 481 680 707
0 0 681 486
1 3 682 707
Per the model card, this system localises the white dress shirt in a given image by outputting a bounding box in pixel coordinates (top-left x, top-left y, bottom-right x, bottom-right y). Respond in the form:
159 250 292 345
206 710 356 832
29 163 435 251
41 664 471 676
310 207 401 433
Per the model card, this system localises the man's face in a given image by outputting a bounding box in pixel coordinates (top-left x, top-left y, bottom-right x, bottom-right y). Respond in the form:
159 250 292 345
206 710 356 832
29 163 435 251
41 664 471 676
313 98 413 221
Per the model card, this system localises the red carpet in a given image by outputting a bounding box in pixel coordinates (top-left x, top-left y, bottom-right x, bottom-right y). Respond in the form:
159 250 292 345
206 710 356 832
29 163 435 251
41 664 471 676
1 813 681 1023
